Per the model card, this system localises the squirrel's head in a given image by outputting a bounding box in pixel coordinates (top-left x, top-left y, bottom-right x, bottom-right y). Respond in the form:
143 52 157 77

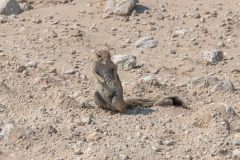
95 50 111 64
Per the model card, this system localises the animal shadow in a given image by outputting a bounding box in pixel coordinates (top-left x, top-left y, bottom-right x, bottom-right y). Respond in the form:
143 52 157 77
125 106 155 115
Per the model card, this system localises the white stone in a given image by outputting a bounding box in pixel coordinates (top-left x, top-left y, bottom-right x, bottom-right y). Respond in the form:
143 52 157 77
112 54 136 70
105 0 138 16
26 61 37 68
0 124 13 140
233 149 240 160
203 49 223 64
135 36 158 49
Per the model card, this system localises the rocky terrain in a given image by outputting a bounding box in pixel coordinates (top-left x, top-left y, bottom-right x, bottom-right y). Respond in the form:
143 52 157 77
0 0 240 159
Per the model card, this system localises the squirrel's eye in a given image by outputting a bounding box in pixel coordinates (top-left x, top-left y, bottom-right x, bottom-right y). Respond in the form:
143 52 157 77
97 54 101 58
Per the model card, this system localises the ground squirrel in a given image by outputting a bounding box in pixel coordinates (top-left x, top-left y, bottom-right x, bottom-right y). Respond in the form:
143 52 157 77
93 50 187 113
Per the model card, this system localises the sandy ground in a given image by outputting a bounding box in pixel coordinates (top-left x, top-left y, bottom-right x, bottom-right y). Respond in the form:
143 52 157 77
0 0 240 159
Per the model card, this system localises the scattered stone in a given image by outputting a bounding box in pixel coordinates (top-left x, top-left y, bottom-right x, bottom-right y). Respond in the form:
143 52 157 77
112 54 136 70
105 0 138 16
152 144 162 152
74 148 83 155
0 0 22 15
225 105 237 117
80 114 93 125
140 75 160 86
162 140 175 146
175 27 188 35
119 154 130 160
0 15 8 23
64 69 76 74
233 140 240 146
25 61 37 68
32 18 42 24
16 65 26 73
86 132 100 142
24 127 35 138
203 49 223 64
233 149 240 160
170 49 176 54
0 104 5 112
212 79 235 92
48 125 57 135
135 36 158 49
19 2 32 11
192 12 201 19
70 30 83 37
189 76 235 92
0 124 13 140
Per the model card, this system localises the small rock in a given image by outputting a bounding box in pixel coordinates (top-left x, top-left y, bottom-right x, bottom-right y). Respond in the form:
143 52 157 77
170 49 176 54
175 27 188 35
86 132 100 142
112 54 136 70
0 15 8 23
105 0 138 16
213 79 235 92
32 18 42 24
0 104 5 112
19 2 32 11
74 148 83 155
24 127 35 138
119 154 130 160
233 140 240 146
0 0 22 15
152 144 162 152
135 36 158 49
16 65 26 73
140 75 160 86
190 76 235 92
25 61 37 68
192 12 201 19
225 106 237 116
70 30 83 37
203 49 223 64
80 115 93 125
162 140 175 146
48 125 57 135
64 69 75 74
0 124 13 140
233 149 240 160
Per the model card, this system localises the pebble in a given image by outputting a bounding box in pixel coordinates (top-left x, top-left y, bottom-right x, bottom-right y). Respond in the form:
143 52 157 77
162 140 175 146
64 69 76 74
112 54 137 70
152 144 162 152
233 149 240 160
86 132 100 142
80 114 93 125
48 125 57 135
105 0 138 16
225 105 237 116
25 61 38 68
119 154 130 160
140 75 160 86
203 49 223 64
170 49 176 54
16 65 26 73
233 140 240 146
135 36 158 49
74 148 83 155
0 123 13 140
